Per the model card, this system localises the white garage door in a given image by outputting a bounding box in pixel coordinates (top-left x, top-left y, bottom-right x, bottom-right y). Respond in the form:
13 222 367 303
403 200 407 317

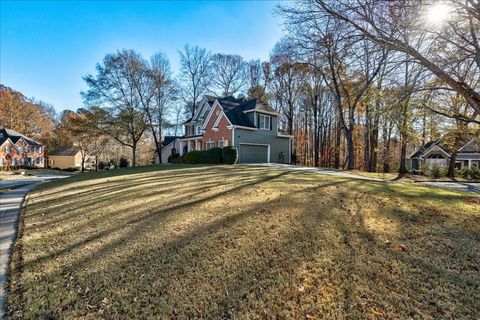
239 144 269 163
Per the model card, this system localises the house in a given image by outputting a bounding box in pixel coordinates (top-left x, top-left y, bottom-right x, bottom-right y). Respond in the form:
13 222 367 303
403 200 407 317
0 127 45 168
154 136 182 164
179 95 293 163
48 149 96 170
408 137 480 170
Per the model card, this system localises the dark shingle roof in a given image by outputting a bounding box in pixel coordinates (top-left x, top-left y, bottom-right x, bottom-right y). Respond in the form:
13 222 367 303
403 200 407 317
0 127 43 146
48 149 78 156
459 136 480 153
410 140 451 159
162 136 180 147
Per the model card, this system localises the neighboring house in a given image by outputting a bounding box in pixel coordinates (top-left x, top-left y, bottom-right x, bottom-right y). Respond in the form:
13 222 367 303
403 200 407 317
48 149 96 170
154 136 181 164
179 95 293 163
408 137 480 170
0 127 45 168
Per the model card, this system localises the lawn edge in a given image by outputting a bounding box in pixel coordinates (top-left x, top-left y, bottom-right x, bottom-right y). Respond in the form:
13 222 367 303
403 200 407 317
5 194 28 320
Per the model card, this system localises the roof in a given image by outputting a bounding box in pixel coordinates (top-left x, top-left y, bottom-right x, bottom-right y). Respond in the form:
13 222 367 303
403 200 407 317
409 140 451 159
48 149 78 156
459 136 480 153
216 97 261 128
0 127 43 146
162 136 180 147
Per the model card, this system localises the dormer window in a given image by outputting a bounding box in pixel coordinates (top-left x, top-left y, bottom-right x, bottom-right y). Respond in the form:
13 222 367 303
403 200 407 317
259 114 271 130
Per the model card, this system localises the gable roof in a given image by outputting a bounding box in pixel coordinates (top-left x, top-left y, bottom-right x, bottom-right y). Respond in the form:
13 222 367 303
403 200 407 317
0 127 43 147
162 136 180 147
458 136 480 153
409 140 451 159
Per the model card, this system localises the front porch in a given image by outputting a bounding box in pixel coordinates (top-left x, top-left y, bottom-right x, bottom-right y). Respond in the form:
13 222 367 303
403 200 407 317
179 137 203 156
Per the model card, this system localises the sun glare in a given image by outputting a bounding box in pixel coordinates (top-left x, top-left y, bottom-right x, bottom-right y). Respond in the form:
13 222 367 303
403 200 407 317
426 3 452 26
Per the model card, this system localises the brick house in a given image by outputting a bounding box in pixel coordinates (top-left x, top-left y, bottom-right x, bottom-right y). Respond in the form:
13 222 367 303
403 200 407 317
0 127 45 168
178 96 293 163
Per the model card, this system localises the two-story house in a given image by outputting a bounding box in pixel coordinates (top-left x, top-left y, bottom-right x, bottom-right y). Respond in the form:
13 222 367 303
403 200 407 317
0 127 45 168
178 95 293 164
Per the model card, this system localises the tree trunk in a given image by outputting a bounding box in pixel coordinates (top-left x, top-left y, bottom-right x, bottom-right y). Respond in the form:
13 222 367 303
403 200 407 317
399 138 408 174
345 129 355 170
131 143 137 167
448 150 457 178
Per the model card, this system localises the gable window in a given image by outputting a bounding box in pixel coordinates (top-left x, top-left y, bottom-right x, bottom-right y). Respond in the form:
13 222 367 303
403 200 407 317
206 141 215 150
259 114 271 130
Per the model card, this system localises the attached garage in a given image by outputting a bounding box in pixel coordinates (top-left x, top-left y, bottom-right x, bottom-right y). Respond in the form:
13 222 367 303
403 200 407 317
238 143 270 163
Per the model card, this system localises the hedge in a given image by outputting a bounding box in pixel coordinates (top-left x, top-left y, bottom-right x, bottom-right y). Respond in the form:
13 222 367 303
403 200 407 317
182 146 238 165
222 146 238 164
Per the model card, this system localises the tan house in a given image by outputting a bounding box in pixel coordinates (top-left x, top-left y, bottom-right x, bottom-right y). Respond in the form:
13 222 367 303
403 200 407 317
48 149 95 170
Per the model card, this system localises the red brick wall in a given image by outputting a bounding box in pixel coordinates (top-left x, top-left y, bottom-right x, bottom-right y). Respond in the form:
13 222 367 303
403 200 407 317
0 138 44 168
202 104 232 148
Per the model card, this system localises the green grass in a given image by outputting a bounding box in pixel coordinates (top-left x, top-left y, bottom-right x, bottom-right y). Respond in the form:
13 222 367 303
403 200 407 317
6 165 480 319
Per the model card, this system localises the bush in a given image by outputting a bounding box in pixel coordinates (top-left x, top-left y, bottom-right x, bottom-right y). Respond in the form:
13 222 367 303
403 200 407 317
184 151 205 164
171 155 185 164
460 167 480 179
119 157 130 168
205 147 222 164
222 146 238 164
110 159 118 168
168 153 180 163
98 161 106 170
428 164 443 178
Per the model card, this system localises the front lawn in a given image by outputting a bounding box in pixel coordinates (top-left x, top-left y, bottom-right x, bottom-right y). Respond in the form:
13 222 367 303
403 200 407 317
6 165 480 319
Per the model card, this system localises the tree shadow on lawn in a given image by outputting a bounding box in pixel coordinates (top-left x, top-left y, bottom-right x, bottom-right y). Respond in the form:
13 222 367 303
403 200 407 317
30 177 347 318
23 170 293 271
17 169 480 318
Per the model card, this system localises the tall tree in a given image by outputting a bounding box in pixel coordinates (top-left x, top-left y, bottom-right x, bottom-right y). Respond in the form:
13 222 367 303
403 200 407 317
178 45 211 116
210 53 247 96
82 50 149 167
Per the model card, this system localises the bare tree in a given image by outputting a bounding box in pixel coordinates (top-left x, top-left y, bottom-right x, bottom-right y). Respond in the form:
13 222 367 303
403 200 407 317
178 45 211 116
314 0 480 120
210 53 247 96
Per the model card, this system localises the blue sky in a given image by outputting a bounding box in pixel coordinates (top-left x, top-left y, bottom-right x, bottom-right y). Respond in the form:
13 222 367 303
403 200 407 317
0 0 284 111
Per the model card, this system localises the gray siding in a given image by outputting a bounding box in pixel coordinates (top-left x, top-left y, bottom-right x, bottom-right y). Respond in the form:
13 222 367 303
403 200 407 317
234 117 291 164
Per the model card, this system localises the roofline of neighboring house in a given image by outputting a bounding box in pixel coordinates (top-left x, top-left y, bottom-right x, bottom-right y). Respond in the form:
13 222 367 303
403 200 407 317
244 109 280 116
420 144 451 159
458 137 479 152
277 134 294 139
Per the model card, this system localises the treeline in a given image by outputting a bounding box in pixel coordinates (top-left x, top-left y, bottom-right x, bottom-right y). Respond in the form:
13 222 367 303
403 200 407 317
2 0 478 173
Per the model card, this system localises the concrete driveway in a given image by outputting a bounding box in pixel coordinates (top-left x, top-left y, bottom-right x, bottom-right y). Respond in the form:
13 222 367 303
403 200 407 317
0 174 66 318
256 163 384 181
258 164 480 194
417 182 480 194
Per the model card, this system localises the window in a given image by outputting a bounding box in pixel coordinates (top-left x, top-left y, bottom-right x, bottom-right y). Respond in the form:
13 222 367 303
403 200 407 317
259 114 271 130
206 141 215 150
218 140 227 148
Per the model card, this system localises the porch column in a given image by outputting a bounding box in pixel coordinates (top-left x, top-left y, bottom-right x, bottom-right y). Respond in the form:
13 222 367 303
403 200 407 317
188 141 192 152
179 141 184 156
468 159 472 168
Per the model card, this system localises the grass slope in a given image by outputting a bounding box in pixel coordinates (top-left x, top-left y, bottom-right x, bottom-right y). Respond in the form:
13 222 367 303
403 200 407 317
6 165 480 319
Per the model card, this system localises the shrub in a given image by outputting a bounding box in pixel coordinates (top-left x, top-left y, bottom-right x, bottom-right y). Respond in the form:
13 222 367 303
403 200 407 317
119 157 130 168
110 159 118 168
471 167 480 179
98 161 106 170
428 164 443 178
184 151 205 164
205 147 222 164
171 155 185 164
222 146 238 164
168 153 180 163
